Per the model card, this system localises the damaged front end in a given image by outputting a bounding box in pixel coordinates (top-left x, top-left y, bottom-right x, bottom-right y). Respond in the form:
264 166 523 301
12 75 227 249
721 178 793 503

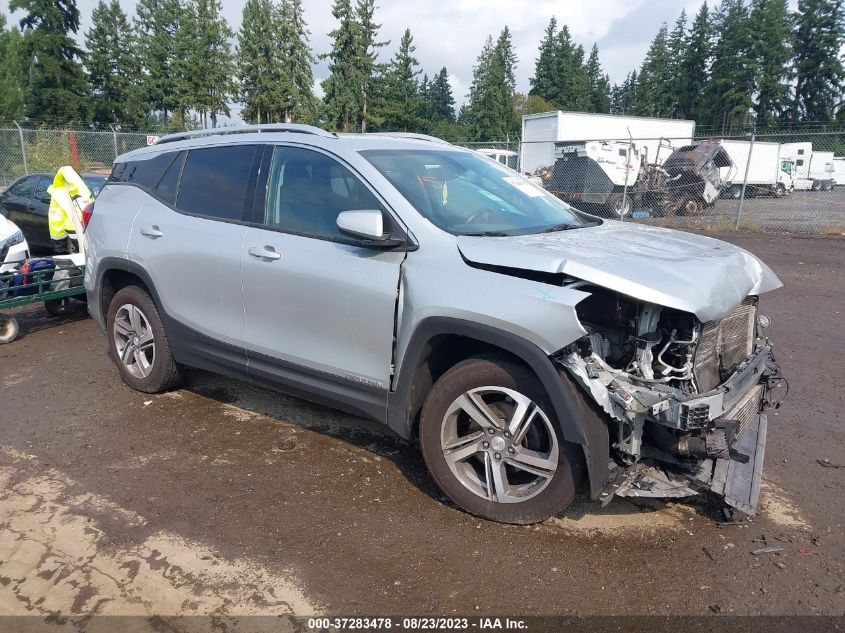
555 289 784 515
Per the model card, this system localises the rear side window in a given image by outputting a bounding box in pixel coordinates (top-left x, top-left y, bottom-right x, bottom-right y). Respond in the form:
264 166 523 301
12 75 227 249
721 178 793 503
34 176 51 202
176 145 257 221
111 152 179 191
155 151 185 205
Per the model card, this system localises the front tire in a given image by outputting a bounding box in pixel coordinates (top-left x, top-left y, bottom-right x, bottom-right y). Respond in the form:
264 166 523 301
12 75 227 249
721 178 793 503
419 356 581 524
107 285 181 393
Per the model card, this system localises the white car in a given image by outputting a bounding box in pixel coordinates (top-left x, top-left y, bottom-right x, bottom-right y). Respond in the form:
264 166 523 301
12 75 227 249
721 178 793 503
0 214 29 274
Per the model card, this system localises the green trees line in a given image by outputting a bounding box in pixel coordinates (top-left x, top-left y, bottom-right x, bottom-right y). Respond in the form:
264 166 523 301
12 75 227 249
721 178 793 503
0 0 843 138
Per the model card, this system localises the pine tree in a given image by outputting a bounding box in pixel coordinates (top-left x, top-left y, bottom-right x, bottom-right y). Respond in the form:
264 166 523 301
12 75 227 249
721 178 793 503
354 0 388 132
417 72 430 125
236 0 276 123
635 23 674 117
529 17 558 105
188 0 234 127
85 0 143 125
703 0 756 133
429 67 455 124
0 14 27 120
171 0 197 128
793 0 845 123
381 28 421 131
749 0 792 128
10 0 89 123
611 71 638 114
466 35 498 140
554 27 590 110
134 0 181 125
678 2 711 121
275 0 316 123
321 0 360 131
466 28 519 141
585 43 611 113
666 10 687 117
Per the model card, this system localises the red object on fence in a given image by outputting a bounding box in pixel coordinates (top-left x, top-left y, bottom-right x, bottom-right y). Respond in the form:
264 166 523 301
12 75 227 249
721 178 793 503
68 131 80 172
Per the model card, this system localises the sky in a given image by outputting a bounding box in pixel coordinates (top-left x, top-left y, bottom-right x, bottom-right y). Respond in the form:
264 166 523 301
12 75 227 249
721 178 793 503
5 0 723 117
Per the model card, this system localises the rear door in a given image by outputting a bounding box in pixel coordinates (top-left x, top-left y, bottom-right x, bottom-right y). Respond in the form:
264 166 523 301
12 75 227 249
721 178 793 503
126 144 261 356
25 176 54 250
241 145 405 390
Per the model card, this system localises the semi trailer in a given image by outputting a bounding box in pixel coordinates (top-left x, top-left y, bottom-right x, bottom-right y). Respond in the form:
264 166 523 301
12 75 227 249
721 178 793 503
719 140 794 198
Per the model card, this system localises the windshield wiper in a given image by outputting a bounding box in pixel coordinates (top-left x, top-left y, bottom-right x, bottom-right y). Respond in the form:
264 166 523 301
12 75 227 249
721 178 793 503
538 223 581 233
461 230 511 237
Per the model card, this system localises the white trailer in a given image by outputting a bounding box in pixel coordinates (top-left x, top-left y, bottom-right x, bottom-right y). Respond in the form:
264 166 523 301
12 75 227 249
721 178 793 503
780 143 835 191
519 111 696 175
719 140 793 198
832 157 845 186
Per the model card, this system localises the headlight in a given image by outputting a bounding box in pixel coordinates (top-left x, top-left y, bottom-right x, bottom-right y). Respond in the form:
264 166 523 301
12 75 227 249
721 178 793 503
758 314 771 329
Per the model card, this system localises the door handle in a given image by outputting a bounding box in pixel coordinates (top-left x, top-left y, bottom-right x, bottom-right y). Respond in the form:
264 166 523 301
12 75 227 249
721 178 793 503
248 246 282 261
140 225 163 238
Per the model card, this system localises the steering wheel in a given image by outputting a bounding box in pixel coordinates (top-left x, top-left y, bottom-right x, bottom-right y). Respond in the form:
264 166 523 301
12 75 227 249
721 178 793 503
464 207 499 225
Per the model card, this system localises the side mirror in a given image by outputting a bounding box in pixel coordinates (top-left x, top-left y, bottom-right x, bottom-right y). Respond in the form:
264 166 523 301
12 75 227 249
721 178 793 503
337 209 403 247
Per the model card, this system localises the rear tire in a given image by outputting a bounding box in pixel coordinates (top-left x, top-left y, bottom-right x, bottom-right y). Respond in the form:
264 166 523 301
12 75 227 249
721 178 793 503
418 356 581 524
106 285 181 393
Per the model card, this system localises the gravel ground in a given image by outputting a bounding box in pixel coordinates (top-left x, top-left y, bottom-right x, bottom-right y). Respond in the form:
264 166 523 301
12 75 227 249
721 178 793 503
0 232 843 621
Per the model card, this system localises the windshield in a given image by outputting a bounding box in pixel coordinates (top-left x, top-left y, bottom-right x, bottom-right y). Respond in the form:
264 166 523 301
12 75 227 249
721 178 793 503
360 149 591 235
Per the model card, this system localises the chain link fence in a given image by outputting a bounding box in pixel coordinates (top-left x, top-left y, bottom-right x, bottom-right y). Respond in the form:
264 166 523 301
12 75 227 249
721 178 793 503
1 125 151 189
509 130 845 235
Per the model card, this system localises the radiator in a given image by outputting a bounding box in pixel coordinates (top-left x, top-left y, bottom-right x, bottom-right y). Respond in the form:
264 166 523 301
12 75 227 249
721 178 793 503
694 297 757 392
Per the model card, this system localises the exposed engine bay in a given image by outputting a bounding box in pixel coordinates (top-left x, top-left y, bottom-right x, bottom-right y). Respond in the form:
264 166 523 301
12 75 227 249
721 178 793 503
555 286 783 514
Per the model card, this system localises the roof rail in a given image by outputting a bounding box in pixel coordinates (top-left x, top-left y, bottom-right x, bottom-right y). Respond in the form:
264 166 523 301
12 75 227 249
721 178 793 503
369 132 452 145
154 123 337 145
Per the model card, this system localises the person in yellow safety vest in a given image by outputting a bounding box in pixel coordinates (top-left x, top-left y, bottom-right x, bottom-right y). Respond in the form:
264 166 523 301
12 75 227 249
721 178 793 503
48 166 93 255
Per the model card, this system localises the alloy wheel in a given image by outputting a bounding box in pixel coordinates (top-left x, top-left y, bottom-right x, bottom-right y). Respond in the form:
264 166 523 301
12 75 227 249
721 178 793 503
113 304 156 379
440 386 559 504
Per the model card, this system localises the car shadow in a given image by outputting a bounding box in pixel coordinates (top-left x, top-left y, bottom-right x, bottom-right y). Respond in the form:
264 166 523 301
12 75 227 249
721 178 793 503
180 368 446 505
179 368 731 526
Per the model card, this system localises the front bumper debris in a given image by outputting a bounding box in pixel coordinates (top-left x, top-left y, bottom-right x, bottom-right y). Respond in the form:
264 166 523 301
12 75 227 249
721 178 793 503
558 343 781 515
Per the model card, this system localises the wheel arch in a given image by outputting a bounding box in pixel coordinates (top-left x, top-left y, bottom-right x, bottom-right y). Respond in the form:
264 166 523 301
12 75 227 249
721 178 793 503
94 258 163 329
388 317 610 497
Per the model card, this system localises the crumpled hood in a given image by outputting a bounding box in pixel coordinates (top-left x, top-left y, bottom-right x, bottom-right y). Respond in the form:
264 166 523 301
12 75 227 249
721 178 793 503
457 221 782 322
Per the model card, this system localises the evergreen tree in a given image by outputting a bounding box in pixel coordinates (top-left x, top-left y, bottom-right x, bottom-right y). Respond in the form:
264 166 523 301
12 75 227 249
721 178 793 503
703 0 756 133
611 70 637 115
666 10 687 117
466 28 519 141
10 0 89 123
134 0 181 125
85 0 143 125
529 17 558 104
678 2 711 121
354 0 388 132
275 0 317 123
321 0 359 131
189 0 234 127
236 0 276 123
171 0 197 128
417 73 430 125
466 35 498 140
749 0 792 128
635 23 674 117
381 28 421 131
429 67 455 123
585 43 611 113
0 14 27 120
555 27 590 110
792 0 845 123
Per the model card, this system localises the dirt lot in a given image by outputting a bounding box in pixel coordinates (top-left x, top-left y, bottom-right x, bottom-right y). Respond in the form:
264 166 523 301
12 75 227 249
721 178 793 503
0 233 844 622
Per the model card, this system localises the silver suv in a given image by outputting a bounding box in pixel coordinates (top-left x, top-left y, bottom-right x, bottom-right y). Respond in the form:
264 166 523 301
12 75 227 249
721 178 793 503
85 125 783 524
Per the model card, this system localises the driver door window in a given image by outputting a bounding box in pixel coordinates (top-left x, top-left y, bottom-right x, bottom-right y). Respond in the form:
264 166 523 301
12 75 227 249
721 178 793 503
265 147 384 241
